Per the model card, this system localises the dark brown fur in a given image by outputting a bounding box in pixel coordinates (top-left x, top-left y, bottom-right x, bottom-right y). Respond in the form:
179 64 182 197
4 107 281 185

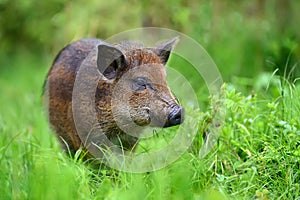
43 38 183 154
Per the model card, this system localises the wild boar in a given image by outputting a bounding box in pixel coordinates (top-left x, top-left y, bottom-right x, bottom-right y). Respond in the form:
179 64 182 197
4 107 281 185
43 37 184 155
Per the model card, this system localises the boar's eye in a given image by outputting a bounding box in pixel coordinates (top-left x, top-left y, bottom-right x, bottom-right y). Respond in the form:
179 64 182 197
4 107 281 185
131 77 153 92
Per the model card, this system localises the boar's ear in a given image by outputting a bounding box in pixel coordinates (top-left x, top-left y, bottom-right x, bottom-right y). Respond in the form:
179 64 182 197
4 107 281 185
153 37 179 65
97 44 126 79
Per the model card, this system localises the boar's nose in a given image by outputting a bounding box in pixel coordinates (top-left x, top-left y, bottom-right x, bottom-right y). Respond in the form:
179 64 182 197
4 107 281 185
164 105 184 127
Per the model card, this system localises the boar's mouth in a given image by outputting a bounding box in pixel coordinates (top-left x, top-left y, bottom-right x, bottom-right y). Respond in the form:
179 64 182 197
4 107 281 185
148 105 184 128
130 105 184 128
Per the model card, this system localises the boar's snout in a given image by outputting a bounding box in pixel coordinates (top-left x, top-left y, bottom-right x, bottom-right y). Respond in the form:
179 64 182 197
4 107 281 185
164 105 184 127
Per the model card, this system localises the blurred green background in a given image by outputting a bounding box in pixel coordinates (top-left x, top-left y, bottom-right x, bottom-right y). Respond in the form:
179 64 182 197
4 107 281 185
1 1 300 199
0 0 299 81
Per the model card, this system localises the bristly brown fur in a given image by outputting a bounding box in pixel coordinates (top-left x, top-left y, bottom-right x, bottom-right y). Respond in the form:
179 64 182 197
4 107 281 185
44 38 182 155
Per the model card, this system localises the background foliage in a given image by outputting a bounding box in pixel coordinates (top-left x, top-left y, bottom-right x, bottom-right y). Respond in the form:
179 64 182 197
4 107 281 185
1 0 299 80
0 0 300 199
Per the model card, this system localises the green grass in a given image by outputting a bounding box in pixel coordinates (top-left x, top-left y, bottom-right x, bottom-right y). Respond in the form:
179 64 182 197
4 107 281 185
0 54 300 200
